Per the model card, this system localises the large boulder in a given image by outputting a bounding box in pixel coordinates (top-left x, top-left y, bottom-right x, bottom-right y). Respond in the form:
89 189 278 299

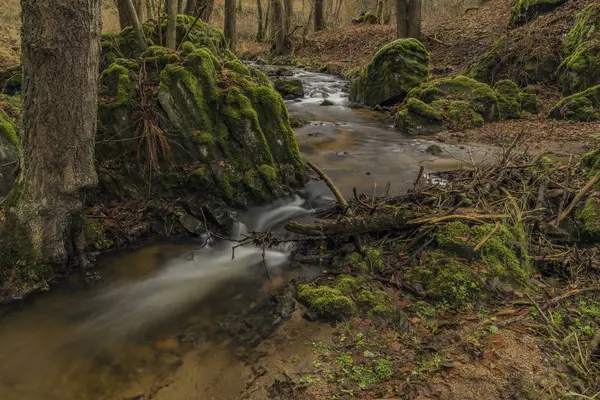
557 4 600 95
273 78 304 99
349 39 429 107
508 0 568 28
1 16 307 234
549 84 600 121
394 76 539 135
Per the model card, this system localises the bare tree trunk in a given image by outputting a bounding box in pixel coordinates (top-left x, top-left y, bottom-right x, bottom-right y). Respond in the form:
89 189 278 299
334 0 343 25
283 0 292 34
124 0 148 50
6 0 101 268
257 0 264 41
273 0 286 53
178 0 186 13
407 0 421 39
264 0 271 40
224 0 237 51
376 0 383 23
146 0 155 19
166 0 178 48
314 0 324 30
302 1 313 43
238 0 243 13
396 0 408 38
202 0 214 21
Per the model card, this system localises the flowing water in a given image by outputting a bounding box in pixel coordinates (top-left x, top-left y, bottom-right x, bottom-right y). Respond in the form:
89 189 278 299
0 69 496 400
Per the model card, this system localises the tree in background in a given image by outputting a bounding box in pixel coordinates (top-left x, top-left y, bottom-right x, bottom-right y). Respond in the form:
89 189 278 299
4 0 101 270
396 0 420 39
376 0 384 23
224 0 237 51
257 0 264 41
283 0 293 35
314 0 324 30
166 0 178 48
117 0 142 29
124 0 148 49
273 0 286 53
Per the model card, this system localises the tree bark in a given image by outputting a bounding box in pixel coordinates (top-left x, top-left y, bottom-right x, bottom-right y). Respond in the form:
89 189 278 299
396 0 408 38
125 0 148 50
407 0 421 39
224 0 237 51
178 0 186 13
166 0 178 49
118 0 143 28
264 0 271 40
146 0 154 19
257 0 264 41
8 0 101 267
238 0 243 13
283 0 292 35
273 0 286 53
376 0 383 23
314 0 324 30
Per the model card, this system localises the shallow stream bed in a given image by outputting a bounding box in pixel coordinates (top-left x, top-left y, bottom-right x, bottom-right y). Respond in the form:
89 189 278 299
0 68 498 400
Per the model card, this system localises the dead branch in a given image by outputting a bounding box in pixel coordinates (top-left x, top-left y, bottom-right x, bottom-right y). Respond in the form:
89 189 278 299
307 160 350 213
556 171 600 225
473 221 500 252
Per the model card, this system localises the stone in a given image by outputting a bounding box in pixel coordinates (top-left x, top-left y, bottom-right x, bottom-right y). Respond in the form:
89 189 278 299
426 144 443 156
549 85 600 121
349 39 430 107
508 0 568 28
273 78 304 98
320 99 334 106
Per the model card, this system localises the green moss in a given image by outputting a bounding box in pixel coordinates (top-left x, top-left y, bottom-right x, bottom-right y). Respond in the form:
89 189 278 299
549 85 600 121
194 132 215 145
576 197 600 236
430 99 485 129
582 144 600 176
356 289 377 305
335 247 384 273
83 217 113 251
509 0 567 28
335 275 363 295
494 80 522 119
407 250 482 304
0 110 18 149
297 284 355 320
273 78 304 98
99 63 133 109
564 4 600 57
350 39 430 107
394 98 446 135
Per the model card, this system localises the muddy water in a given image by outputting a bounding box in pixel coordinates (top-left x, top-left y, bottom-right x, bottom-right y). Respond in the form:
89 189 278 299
0 69 496 400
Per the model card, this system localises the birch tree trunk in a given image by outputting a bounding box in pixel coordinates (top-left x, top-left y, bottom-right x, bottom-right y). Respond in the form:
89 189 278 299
6 0 101 268
166 0 178 48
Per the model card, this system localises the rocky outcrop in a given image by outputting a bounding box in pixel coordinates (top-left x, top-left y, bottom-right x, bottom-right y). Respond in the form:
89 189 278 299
509 0 568 28
557 4 600 95
349 39 429 107
395 76 539 135
1 16 307 236
549 85 600 121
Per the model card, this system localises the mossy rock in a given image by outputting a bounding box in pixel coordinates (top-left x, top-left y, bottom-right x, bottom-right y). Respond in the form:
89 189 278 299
273 78 304 98
352 11 378 24
426 144 443 156
548 85 600 121
508 0 568 28
332 247 385 273
349 39 430 107
395 76 536 135
83 217 114 251
434 221 532 284
470 35 560 86
407 250 482 304
576 197 600 241
556 4 600 95
297 284 355 320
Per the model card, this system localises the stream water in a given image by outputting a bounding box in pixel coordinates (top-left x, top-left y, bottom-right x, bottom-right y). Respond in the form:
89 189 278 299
0 69 496 400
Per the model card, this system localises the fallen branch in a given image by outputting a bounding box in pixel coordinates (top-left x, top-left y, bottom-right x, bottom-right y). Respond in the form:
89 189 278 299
473 221 500 252
285 211 414 236
407 213 506 225
556 171 600 225
307 160 350 213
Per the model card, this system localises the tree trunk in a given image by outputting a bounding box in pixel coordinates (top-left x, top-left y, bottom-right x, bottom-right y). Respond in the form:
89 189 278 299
257 0 264 41
187 0 196 14
376 0 383 23
166 0 178 49
146 0 154 19
125 0 148 50
238 0 243 13
302 1 313 43
283 0 292 35
273 0 286 53
224 0 237 51
396 0 408 38
264 0 271 40
314 0 324 30
118 0 144 28
178 0 186 13
8 0 101 268
407 0 421 39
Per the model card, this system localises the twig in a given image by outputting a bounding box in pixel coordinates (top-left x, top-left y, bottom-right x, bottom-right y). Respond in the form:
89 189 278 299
408 214 506 225
473 221 500 252
500 133 521 166
556 171 600 225
555 156 573 225
525 292 551 326
307 160 350 214
413 166 425 190
176 10 204 51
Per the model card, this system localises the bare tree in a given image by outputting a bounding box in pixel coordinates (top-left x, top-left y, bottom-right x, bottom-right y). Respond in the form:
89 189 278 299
407 0 421 39
167 0 178 48
314 0 324 30
224 0 237 51
238 0 243 13
125 0 148 50
376 0 383 23
118 0 143 28
5 0 101 269
396 0 408 37
273 0 286 53
257 0 264 41
283 0 293 34
178 0 186 13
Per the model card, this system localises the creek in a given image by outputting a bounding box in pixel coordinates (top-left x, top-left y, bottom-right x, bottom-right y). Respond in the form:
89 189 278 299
0 69 494 400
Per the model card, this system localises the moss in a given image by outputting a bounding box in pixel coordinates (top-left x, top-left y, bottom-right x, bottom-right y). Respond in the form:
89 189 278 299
394 98 446 135
0 110 18 149
356 289 377 305
508 0 567 28
430 99 485 129
549 85 600 121
407 250 482 304
582 144 600 175
426 144 443 156
434 221 532 284
335 247 384 273
99 63 133 109
519 88 541 114
494 80 522 119
350 39 430 107
297 284 355 320
564 4 600 57
273 78 304 98
83 217 113 251
576 197 600 237
194 131 215 145
335 275 363 295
